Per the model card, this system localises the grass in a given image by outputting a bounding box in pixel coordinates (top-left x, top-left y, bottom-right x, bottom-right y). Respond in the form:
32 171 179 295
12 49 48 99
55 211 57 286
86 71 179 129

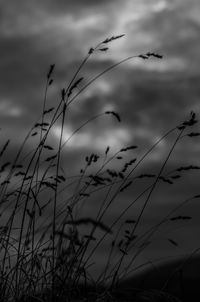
0 34 199 301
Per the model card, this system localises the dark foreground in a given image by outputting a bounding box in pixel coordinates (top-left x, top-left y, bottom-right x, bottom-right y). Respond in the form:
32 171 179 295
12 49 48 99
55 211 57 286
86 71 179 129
18 255 200 301
117 255 200 301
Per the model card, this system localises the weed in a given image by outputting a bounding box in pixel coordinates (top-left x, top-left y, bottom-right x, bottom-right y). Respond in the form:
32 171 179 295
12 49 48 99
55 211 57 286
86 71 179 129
0 34 199 302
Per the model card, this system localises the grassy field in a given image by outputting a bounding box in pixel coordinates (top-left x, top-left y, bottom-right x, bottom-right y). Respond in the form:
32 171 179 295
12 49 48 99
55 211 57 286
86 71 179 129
0 35 199 301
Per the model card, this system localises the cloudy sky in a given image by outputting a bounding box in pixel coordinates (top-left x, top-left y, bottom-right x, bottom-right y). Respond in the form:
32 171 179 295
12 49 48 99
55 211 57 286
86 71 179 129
1 0 200 279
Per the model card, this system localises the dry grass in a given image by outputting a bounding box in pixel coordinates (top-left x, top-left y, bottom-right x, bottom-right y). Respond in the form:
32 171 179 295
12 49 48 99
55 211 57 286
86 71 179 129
0 34 199 302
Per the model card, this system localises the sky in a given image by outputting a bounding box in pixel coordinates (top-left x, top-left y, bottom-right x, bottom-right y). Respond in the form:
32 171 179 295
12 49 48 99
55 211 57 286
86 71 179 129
1 0 200 280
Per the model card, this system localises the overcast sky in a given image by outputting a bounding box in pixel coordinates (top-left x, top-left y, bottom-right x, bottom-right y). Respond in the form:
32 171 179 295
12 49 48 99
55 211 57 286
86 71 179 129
1 0 200 278
1 0 200 153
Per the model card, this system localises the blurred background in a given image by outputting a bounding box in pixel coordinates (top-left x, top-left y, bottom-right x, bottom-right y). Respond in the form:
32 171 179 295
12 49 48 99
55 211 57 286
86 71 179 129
0 0 200 280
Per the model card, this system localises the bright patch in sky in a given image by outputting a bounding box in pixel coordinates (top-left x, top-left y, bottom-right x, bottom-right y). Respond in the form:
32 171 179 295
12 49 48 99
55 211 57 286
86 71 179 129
0 100 22 117
81 79 114 99
64 14 105 31
53 125 131 152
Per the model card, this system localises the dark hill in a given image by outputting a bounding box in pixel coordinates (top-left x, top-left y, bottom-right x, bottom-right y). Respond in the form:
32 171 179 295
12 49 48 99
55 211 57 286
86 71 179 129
117 255 200 301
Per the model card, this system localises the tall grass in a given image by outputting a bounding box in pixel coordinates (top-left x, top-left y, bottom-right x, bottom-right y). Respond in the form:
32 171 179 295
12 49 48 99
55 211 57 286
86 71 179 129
0 34 199 302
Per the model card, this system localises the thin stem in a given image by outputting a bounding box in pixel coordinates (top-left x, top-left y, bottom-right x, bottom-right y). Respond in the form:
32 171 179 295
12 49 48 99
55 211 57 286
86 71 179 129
52 101 67 300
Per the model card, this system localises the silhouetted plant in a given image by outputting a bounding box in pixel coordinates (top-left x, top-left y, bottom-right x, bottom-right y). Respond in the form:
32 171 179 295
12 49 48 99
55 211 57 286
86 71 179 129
0 34 199 302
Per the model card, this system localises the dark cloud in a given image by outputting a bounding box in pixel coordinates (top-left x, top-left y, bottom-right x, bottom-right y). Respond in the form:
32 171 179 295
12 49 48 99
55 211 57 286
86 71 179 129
42 0 120 14
0 0 121 33
0 35 53 130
